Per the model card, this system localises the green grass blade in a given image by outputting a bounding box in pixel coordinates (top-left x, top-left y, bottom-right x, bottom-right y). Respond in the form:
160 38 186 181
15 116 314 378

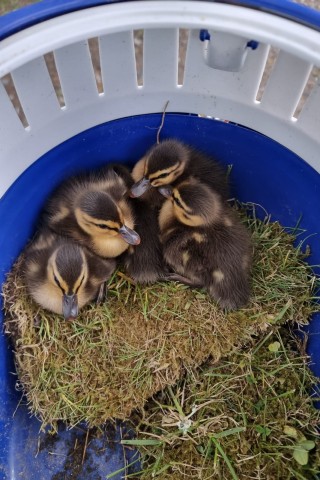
214 427 246 439
121 439 163 446
211 436 239 480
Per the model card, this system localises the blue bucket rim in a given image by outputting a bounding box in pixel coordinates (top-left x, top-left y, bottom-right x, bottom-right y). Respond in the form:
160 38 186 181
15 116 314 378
0 0 320 42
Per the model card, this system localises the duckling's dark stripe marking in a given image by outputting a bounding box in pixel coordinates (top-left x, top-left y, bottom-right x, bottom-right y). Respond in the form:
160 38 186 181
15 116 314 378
172 192 192 215
173 194 183 209
148 163 181 181
74 273 85 294
93 222 118 231
153 172 169 180
54 274 66 294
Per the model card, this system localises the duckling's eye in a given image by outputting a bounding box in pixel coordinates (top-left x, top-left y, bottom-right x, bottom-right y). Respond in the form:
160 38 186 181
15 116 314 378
173 195 183 209
96 224 109 229
54 274 65 294
95 223 117 231
154 172 169 180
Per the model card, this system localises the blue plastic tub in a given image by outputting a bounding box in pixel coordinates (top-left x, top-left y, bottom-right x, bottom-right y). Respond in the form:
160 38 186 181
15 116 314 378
1 113 320 479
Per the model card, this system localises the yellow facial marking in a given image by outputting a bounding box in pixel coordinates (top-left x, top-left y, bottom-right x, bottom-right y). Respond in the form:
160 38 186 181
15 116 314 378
132 157 147 182
118 199 134 230
172 190 192 213
158 199 174 232
192 232 205 243
75 208 120 235
49 252 64 293
212 269 225 283
73 273 85 293
182 250 190 266
172 189 206 227
175 207 205 227
148 164 178 181
73 252 87 293
75 208 92 231
101 219 120 230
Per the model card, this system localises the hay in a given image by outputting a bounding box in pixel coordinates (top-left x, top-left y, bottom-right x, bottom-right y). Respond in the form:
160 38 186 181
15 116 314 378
2 205 319 429
129 328 320 479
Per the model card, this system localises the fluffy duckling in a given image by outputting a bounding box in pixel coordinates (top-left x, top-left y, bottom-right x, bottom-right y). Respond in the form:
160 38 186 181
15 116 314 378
158 178 252 310
122 198 168 283
43 166 140 259
24 230 116 319
105 167 168 283
130 139 229 204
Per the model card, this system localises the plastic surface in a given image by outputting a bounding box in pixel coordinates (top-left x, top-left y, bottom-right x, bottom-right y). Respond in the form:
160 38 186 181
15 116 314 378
1 0 320 41
0 114 319 478
1 2 320 198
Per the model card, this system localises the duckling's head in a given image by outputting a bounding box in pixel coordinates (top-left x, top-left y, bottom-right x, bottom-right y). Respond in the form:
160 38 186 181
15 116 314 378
164 179 222 227
47 244 88 320
75 191 140 245
130 140 189 197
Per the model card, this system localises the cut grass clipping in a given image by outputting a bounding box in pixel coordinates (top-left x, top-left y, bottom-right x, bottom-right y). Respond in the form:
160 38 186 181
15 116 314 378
3 204 320 430
128 328 320 480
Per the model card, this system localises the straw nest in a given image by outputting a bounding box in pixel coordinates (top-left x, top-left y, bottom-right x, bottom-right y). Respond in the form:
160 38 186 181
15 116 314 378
2 205 319 429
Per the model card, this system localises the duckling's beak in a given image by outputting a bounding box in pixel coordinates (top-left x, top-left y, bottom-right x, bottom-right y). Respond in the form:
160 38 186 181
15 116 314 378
119 225 141 245
62 293 79 320
158 186 173 198
130 177 151 197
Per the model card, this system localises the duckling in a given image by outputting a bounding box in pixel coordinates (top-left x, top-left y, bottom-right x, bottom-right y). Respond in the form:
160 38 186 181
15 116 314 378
130 139 229 204
43 165 140 259
158 178 252 310
24 230 116 319
122 197 168 283
105 166 168 283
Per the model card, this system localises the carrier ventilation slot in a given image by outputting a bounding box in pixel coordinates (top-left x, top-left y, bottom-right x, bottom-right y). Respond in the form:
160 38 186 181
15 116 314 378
256 47 280 102
134 30 144 87
1 74 29 128
178 29 189 86
44 52 65 108
88 37 103 94
293 65 319 119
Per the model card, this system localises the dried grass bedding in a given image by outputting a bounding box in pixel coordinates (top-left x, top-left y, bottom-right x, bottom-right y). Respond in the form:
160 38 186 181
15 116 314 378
3 205 319 434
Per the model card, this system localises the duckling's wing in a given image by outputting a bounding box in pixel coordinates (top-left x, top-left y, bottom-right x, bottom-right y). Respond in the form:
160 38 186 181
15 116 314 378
187 147 230 200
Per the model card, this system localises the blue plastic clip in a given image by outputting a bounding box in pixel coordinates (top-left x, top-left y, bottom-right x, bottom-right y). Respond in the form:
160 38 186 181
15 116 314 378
199 29 211 41
247 40 259 50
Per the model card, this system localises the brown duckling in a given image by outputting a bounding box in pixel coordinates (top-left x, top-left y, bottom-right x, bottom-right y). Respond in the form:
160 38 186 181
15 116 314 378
24 230 116 319
122 197 168 283
43 166 140 259
107 166 168 283
158 178 252 310
130 139 229 204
